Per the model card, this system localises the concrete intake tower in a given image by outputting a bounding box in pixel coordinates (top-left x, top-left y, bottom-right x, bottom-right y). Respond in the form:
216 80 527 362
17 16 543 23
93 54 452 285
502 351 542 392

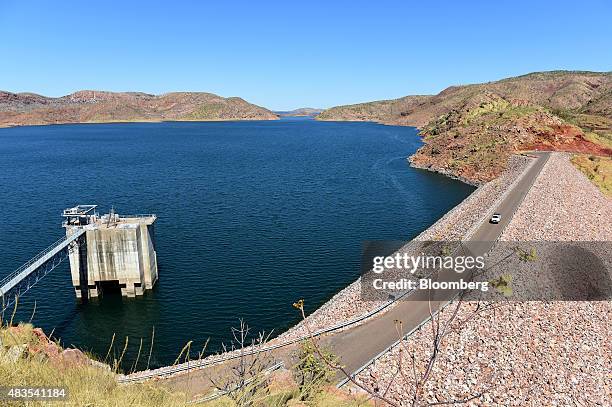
63 205 158 299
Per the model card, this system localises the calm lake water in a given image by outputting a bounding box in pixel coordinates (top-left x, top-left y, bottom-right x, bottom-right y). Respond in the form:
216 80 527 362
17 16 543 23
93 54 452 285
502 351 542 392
0 118 474 368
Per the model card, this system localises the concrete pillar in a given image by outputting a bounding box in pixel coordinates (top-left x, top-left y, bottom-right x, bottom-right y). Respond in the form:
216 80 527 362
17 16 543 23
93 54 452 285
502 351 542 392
88 285 100 298
122 283 137 298
74 286 84 299
74 284 100 300
139 224 158 289
67 231 87 295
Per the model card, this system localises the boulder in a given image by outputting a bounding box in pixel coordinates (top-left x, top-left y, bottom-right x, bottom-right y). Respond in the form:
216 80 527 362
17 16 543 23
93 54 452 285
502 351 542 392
61 348 88 366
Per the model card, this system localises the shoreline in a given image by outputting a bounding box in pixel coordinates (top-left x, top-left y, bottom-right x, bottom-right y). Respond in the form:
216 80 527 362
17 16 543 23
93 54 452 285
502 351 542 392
0 117 281 129
3 115 484 187
316 117 487 186
408 160 482 187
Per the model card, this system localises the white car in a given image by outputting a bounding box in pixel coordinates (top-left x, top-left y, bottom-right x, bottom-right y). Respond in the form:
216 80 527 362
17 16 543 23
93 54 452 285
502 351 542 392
490 213 501 224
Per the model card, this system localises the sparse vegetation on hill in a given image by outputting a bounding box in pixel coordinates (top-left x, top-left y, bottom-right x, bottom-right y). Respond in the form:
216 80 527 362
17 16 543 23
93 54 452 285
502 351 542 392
317 96 429 125
319 71 612 183
571 154 612 196
0 90 278 127
274 108 323 117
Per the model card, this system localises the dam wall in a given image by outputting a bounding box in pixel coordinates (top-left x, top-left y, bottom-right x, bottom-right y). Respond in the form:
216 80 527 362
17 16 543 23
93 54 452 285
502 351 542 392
64 206 158 299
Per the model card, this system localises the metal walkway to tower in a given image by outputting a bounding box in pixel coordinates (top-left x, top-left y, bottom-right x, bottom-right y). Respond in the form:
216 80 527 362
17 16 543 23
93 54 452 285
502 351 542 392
0 229 85 313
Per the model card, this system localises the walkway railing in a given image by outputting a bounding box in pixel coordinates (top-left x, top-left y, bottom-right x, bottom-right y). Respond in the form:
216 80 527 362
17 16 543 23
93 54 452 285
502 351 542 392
0 229 85 311
120 214 157 219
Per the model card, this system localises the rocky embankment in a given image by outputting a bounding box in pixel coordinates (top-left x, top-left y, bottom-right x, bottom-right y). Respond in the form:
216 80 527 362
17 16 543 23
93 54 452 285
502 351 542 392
0 90 278 127
353 153 611 406
125 152 610 398
319 71 612 184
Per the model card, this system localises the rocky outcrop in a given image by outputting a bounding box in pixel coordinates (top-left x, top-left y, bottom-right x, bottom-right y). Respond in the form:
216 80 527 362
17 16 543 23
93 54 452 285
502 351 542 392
0 324 110 370
410 99 611 184
0 90 278 127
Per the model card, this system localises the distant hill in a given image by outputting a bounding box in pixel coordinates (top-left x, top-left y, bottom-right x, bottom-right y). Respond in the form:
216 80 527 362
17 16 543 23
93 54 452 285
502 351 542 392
274 108 323 117
318 71 612 183
0 90 278 127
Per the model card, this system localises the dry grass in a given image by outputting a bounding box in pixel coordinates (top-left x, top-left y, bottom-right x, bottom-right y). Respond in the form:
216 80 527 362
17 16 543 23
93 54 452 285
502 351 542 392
0 323 370 406
571 154 612 196
584 130 612 150
0 323 187 406
202 388 372 407
554 111 612 149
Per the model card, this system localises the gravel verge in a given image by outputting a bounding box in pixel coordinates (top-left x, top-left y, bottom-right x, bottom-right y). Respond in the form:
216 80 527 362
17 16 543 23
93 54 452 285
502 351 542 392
501 153 612 241
355 301 609 406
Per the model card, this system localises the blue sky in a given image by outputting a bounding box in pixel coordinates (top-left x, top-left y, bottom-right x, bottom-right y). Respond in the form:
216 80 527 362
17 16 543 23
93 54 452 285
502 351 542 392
1 0 610 110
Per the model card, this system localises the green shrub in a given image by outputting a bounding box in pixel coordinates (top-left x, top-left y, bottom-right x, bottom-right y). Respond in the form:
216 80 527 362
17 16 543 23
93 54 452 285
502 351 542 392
294 341 337 401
